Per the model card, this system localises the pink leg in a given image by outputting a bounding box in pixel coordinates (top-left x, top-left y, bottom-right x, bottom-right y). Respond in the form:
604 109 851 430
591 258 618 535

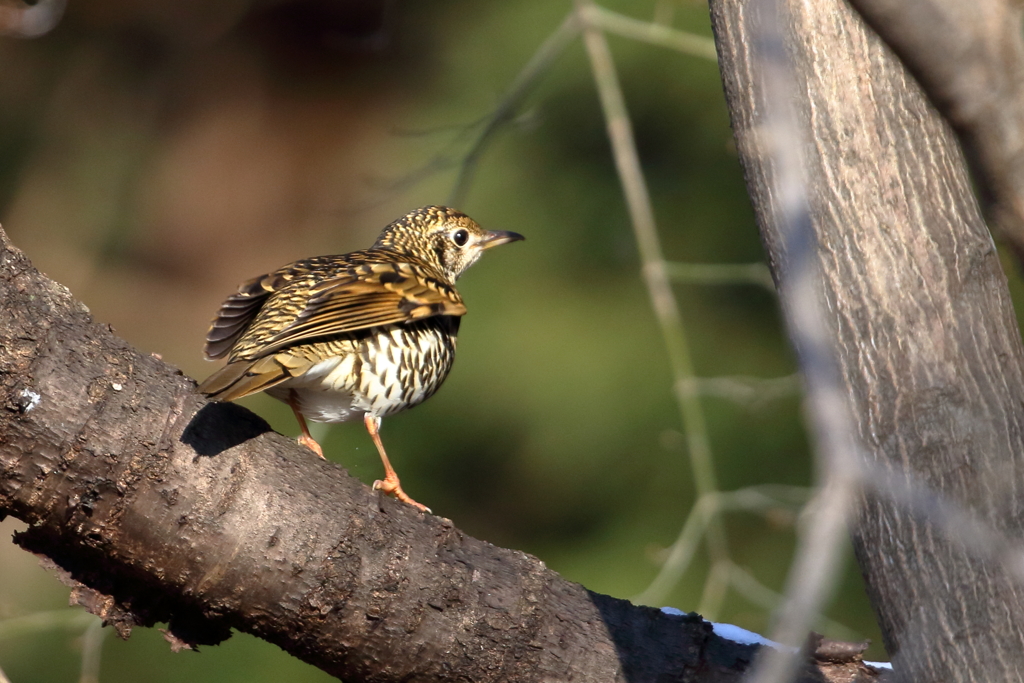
289 393 324 459
365 414 430 513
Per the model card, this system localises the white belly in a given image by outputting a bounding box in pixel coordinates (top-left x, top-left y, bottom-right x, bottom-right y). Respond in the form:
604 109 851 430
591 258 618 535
266 319 457 423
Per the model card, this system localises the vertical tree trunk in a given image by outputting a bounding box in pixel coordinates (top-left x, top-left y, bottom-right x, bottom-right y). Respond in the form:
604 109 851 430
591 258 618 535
710 0 1024 680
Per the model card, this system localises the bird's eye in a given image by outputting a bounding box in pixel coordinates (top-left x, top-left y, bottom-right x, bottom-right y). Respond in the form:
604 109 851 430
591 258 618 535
452 229 469 247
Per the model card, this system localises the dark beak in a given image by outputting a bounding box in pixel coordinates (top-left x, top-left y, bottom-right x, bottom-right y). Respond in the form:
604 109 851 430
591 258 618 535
480 230 525 249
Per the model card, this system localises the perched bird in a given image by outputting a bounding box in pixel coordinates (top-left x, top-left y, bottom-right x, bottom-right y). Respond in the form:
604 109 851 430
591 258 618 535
197 206 523 512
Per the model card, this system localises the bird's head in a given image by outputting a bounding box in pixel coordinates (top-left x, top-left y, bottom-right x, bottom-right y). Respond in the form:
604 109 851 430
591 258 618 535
373 206 524 283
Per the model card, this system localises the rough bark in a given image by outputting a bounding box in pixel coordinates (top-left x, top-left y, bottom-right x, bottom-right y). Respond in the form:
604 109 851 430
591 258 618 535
843 0 1024 261
0 227 873 682
710 0 1024 681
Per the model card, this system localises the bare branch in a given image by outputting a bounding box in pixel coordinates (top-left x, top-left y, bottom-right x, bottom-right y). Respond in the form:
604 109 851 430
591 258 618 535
0 610 95 639
0 223 860 683
861 464 1024 586
382 14 581 207
579 5 719 61
731 4 865 682
79 618 108 683
725 564 861 643
664 261 776 290
448 12 581 206
711 0 1024 679
634 485 810 607
675 374 801 408
575 0 732 618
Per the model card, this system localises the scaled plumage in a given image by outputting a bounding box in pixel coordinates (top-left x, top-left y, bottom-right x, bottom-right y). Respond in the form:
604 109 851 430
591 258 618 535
198 206 523 512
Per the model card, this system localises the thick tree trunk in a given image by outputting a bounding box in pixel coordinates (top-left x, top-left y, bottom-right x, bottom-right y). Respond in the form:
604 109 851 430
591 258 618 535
710 0 1024 680
0 227 871 681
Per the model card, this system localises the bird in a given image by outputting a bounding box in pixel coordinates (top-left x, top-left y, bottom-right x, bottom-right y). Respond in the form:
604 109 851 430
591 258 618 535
197 206 524 513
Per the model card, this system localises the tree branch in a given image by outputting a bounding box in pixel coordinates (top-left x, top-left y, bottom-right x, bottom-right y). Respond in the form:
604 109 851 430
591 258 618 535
0 226 868 682
844 0 1024 260
711 0 1024 679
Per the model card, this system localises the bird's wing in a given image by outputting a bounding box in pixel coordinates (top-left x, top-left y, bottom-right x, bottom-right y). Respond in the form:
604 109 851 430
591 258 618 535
252 261 466 357
203 270 286 360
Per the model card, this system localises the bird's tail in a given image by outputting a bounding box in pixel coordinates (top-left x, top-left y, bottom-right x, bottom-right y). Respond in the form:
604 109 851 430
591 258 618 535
198 355 295 402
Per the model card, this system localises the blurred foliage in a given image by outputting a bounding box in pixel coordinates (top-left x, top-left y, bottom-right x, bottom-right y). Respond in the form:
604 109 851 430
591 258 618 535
0 0 905 679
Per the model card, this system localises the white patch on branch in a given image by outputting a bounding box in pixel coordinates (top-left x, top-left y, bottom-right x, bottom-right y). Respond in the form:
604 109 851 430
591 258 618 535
660 608 892 670
18 388 41 412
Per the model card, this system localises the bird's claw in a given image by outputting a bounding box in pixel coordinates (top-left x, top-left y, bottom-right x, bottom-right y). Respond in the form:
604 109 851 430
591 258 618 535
297 433 325 459
373 478 431 513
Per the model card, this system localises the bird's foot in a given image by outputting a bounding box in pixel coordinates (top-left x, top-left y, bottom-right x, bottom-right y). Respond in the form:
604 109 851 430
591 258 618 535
373 477 431 514
298 433 325 459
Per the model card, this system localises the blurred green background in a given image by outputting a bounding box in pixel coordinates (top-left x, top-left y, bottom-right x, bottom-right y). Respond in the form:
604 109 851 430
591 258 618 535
0 0 894 680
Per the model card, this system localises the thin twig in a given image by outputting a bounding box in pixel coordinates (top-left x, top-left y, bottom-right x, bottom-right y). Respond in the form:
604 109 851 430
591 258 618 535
580 4 719 62
0 609 95 639
447 12 582 206
676 374 802 407
862 463 1024 584
79 617 108 683
745 0 864 681
376 13 580 207
698 562 731 619
0 609 104 683
664 260 776 290
576 0 731 617
633 492 717 606
726 562 861 642
634 485 811 606
753 480 859 683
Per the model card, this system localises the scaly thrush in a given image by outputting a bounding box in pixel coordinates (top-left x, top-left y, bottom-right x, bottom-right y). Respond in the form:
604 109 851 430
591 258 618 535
198 206 523 512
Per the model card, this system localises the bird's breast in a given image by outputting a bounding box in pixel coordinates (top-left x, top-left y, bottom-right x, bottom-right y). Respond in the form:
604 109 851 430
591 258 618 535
270 317 459 423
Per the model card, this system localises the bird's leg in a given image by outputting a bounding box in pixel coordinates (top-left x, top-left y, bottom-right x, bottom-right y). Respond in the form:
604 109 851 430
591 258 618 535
289 393 325 459
365 414 430 513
